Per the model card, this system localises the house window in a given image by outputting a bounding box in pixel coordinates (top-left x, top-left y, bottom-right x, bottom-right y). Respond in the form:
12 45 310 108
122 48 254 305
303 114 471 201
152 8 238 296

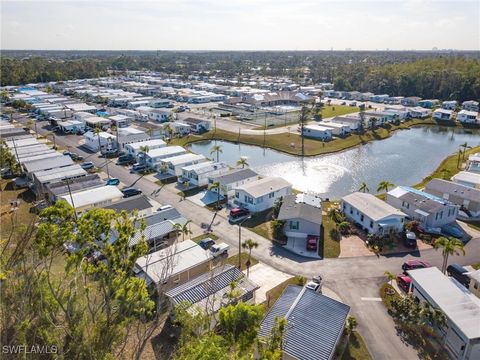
235 192 239 198
370 220 374 228
289 221 299 230
268 192 275 198
360 214 364 222
350 208 353 214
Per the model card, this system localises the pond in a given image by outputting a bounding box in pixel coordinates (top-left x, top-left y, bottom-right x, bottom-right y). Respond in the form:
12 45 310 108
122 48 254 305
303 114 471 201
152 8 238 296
188 126 480 199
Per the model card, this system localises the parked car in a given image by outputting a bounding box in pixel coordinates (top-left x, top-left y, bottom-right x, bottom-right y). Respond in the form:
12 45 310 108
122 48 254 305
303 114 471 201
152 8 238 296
130 163 147 173
442 225 463 239
402 260 431 272
198 237 216 250
447 263 470 287
404 231 417 248
117 155 135 166
306 235 318 251
396 274 411 292
70 153 83 161
305 280 322 293
210 243 229 257
229 208 250 223
105 178 120 186
80 161 95 170
121 187 142 198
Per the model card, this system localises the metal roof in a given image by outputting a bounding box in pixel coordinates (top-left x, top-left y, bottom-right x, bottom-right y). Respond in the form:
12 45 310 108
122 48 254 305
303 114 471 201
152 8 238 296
452 171 480 186
103 195 153 213
408 267 480 340
45 174 103 197
165 265 259 314
33 164 87 184
259 285 350 360
342 192 406 221
388 186 456 213
161 153 206 167
135 240 212 285
23 155 73 173
145 146 186 160
125 139 166 151
235 177 291 198
60 185 123 208
425 179 480 203
208 168 258 184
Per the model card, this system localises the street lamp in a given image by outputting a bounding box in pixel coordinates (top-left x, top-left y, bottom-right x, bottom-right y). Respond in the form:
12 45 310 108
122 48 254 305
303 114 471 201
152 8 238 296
238 215 251 270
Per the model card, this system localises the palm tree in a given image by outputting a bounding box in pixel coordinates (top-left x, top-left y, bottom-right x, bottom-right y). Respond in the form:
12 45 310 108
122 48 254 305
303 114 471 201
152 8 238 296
93 125 103 155
236 156 249 168
208 181 221 210
159 163 168 174
172 223 183 243
45 131 56 149
210 144 223 162
345 316 358 338
338 221 350 234
384 271 396 286
434 237 465 273
377 180 395 193
460 142 471 160
358 182 370 193
180 220 192 242
138 145 150 164
241 239 258 277
327 207 341 223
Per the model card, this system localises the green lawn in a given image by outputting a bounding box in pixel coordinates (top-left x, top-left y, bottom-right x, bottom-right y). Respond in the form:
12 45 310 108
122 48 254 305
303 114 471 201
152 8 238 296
191 233 219 243
322 201 341 258
414 146 480 189
321 105 360 118
172 118 437 157
242 209 274 240
226 253 258 271
342 331 372 360
263 276 305 310
471 263 480 270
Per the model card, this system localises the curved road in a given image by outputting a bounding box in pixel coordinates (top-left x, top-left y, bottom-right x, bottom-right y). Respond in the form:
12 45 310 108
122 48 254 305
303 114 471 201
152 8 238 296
16 114 480 360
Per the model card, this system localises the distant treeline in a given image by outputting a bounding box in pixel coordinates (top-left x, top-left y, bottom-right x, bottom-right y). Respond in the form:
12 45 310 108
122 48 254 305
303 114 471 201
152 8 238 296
1 51 479 101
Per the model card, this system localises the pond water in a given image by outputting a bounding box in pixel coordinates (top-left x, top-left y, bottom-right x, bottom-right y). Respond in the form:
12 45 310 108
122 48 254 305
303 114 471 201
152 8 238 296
188 126 480 199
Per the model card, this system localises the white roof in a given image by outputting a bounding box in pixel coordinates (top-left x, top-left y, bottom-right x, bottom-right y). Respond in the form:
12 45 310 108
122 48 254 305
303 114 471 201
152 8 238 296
304 124 333 132
320 122 349 129
342 192 406 221
408 267 480 340
458 110 478 117
85 131 115 140
162 153 206 166
296 193 321 208
135 240 212 284
433 108 453 115
125 139 166 151
60 185 123 208
145 146 186 160
182 161 228 175
34 164 87 183
235 177 292 198
109 115 130 121
117 127 145 136
66 103 97 112
452 171 480 185
5 137 40 149
84 116 110 124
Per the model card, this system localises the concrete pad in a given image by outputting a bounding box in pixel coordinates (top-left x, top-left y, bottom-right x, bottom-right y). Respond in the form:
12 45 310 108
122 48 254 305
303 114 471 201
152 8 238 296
340 235 373 258
187 190 224 207
244 263 292 304
284 237 321 259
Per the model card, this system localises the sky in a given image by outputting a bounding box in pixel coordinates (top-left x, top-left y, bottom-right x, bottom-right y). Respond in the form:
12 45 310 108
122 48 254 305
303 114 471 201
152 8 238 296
1 0 479 51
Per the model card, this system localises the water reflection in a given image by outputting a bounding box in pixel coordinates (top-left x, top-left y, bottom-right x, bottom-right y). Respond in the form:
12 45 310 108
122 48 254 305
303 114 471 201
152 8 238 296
188 126 479 199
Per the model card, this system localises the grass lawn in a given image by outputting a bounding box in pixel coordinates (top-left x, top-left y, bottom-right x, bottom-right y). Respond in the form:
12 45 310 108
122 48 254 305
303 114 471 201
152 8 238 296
321 105 360 118
322 201 341 258
414 145 480 189
0 180 37 240
342 331 372 360
191 233 219 242
226 253 258 271
471 263 480 270
172 118 437 157
242 209 274 240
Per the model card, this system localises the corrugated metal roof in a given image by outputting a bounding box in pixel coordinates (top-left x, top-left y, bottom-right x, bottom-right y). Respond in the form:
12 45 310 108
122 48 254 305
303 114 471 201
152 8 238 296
259 285 350 360
165 265 259 314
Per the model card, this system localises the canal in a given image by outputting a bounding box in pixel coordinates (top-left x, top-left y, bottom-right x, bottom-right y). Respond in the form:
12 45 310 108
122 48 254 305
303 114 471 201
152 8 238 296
188 126 480 199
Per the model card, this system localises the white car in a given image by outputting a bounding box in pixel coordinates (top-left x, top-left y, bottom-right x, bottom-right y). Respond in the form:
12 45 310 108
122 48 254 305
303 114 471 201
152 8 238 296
210 243 229 257
305 279 322 293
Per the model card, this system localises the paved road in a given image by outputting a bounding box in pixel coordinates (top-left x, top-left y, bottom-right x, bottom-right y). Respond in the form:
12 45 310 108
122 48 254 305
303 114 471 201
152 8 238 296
15 114 480 360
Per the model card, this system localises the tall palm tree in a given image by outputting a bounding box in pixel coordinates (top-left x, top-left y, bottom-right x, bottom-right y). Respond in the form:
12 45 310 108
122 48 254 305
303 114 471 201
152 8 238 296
210 144 223 163
93 125 103 155
377 180 395 193
434 237 465 273
460 142 471 161
180 220 192 242
241 239 258 277
236 157 249 168
172 223 183 243
208 181 221 210
358 182 370 193
138 145 150 164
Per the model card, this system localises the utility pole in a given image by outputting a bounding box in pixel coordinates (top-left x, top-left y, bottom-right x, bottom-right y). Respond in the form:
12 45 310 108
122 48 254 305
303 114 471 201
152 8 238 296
64 177 78 221
238 216 251 270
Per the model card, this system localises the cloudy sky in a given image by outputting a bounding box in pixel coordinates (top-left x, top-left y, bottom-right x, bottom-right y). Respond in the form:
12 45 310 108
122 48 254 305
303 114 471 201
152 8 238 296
1 0 479 50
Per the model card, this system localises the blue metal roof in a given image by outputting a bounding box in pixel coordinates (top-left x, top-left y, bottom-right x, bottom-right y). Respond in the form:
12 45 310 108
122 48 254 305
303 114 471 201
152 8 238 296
259 285 350 360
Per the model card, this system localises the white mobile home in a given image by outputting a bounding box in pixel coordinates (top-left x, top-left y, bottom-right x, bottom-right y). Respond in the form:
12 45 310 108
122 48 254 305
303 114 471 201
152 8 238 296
433 109 454 121
59 185 124 216
159 153 207 177
144 146 187 170
234 177 292 213
457 110 478 124
84 131 116 153
320 122 351 136
302 124 333 141
179 161 229 187
452 171 480 189
125 139 167 158
116 127 150 150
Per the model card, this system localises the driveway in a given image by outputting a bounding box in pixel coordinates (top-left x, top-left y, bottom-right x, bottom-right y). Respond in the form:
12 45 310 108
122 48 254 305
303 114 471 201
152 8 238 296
15 114 480 360
244 263 292 304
